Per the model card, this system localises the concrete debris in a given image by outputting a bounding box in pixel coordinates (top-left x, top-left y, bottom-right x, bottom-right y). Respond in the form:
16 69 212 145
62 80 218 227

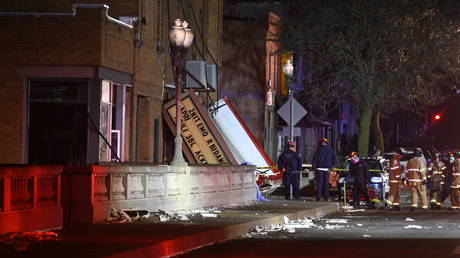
159 215 170 222
341 205 354 211
200 213 218 218
285 227 296 233
0 232 60 251
404 225 423 229
404 217 415 222
283 216 290 224
250 226 265 233
326 219 348 224
265 224 283 232
247 217 348 236
324 224 345 230
177 213 189 221
345 209 365 212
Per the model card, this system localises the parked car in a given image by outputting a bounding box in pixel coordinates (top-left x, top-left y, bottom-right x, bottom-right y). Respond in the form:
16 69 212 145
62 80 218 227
337 157 389 208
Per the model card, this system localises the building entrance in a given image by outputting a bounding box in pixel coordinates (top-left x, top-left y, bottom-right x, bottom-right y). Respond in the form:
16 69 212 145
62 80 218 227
28 80 88 164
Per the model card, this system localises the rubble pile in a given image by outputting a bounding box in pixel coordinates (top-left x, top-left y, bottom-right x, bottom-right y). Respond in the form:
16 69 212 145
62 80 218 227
107 208 150 223
106 207 223 224
0 232 61 251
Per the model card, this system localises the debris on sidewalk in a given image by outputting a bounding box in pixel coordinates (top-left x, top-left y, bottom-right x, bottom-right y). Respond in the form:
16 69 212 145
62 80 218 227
341 205 354 211
200 212 218 218
246 216 350 237
404 225 423 229
325 219 348 224
345 209 365 213
0 232 61 251
107 208 150 223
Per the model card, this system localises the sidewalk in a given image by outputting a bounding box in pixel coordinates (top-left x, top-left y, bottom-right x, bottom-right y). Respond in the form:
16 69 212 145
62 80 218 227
0 198 339 258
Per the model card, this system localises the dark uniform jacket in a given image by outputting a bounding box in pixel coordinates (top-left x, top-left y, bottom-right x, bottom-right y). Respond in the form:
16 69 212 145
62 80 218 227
278 150 302 174
349 160 369 185
311 145 338 170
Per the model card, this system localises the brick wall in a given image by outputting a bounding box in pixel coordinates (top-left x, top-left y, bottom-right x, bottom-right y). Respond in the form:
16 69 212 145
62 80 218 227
221 20 267 146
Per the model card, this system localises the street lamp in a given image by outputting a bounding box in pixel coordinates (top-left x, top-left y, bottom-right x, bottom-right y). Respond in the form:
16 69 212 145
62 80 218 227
169 18 194 166
283 59 294 142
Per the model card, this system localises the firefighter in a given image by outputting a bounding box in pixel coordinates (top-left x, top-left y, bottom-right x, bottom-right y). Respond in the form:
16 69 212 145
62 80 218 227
385 147 406 211
427 152 447 209
406 148 428 211
440 152 455 205
450 152 460 211
348 152 371 209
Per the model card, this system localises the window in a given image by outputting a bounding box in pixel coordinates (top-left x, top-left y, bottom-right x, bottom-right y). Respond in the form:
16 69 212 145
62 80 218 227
99 80 128 162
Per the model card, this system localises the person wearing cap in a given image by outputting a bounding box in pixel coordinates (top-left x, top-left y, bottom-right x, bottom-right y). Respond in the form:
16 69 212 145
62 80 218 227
385 147 406 211
406 148 428 211
311 138 338 201
348 152 371 209
278 141 303 200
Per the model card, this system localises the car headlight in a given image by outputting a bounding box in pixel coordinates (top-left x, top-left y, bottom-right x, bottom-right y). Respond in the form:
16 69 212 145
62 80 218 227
370 177 383 183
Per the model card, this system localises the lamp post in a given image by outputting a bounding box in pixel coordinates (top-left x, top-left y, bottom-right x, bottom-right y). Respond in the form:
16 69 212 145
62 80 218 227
283 59 294 142
169 18 194 166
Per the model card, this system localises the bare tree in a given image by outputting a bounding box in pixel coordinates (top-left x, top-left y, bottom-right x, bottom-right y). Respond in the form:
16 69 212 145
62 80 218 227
279 0 460 155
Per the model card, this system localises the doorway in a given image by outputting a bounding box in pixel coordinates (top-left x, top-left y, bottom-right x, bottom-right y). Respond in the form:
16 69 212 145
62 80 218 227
28 80 88 165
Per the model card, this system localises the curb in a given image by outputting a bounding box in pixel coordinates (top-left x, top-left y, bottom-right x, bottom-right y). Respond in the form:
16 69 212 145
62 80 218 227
108 203 340 258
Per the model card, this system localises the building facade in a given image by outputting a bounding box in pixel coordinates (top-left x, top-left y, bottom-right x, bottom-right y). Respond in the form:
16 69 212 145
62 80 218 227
0 0 223 165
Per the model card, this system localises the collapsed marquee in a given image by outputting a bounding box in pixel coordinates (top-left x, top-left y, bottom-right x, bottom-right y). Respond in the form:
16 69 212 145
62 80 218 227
163 91 281 186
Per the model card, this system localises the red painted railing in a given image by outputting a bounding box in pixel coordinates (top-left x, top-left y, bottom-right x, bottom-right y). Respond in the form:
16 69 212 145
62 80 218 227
0 166 63 233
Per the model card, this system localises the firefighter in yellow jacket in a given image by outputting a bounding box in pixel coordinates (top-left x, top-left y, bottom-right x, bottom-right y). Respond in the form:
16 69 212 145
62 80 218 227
406 148 428 211
450 152 460 211
427 152 447 209
385 148 406 211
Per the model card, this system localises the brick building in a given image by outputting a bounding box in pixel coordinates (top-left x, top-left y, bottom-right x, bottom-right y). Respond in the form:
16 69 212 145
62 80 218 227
0 0 223 165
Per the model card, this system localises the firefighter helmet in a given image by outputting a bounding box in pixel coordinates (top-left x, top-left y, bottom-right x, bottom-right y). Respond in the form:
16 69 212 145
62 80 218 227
320 138 329 144
414 148 423 157
349 151 359 158
397 147 407 155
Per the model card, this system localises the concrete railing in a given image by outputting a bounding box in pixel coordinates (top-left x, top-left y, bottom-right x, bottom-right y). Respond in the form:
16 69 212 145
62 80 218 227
65 164 256 223
0 166 63 234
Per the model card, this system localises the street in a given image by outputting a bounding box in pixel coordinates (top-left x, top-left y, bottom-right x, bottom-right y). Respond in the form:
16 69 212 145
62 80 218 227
179 209 460 257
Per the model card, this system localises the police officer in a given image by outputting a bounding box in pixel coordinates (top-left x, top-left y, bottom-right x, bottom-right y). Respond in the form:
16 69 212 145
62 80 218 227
406 148 428 211
427 152 447 209
278 141 302 200
348 152 371 209
311 138 338 201
450 152 460 211
385 147 406 211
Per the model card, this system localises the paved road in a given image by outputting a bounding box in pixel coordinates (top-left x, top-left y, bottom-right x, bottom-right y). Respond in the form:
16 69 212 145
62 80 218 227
179 208 460 257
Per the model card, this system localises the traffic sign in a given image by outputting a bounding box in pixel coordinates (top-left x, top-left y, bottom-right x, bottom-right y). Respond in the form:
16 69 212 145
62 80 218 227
277 98 307 126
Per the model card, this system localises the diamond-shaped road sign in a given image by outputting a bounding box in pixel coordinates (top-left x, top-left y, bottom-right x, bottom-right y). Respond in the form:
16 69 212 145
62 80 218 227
277 98 308 126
